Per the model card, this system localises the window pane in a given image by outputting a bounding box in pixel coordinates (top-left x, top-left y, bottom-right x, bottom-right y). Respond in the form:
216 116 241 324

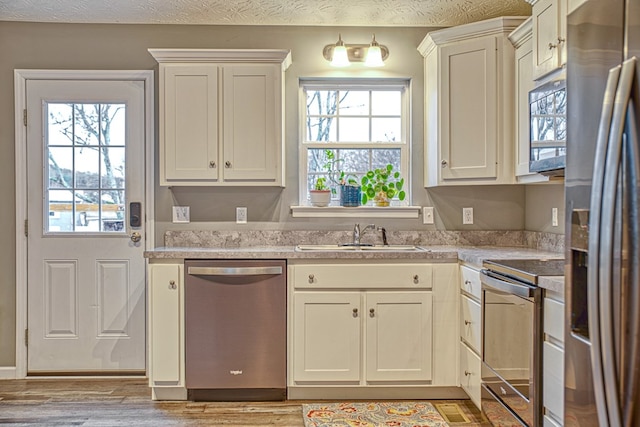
307 90 339 116
339 117 369 142
101 147 125 188
75 190 100 232
101 190 125 232
339 91 369 115
306 116 337 141
338 149 369 174
48 190 75 232
74 104 100 146
48 147 73 189
75 147 100 189
372 91 401 115
104 104 126 146
372 118 401 142
372 149 401 171
47 104 73 146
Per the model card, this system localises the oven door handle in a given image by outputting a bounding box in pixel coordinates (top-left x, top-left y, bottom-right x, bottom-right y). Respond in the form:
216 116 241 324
480 271 535 299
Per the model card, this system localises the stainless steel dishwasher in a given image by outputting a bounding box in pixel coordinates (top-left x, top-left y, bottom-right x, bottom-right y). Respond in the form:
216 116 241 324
184 259 286 401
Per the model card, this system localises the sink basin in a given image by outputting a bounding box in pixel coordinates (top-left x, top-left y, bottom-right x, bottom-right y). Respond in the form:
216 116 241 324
295 244 424 252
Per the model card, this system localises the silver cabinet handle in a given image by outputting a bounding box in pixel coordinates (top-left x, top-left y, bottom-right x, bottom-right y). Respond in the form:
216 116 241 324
369 308 375 317
308 274 315 284
225 161 232 168
188 266 282 276
464 279 472 285
413 274 419 284
465 370 471 377
352 308 358 317
548 42 558 50
209 161 216 168
130 232 141 243
169 280 177 290
464 320 471 325
441 160 448 168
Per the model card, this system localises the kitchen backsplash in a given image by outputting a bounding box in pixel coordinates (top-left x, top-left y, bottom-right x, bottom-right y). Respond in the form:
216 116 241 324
164 230 564 253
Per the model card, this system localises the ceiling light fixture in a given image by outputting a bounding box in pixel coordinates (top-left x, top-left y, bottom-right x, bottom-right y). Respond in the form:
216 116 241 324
323 34 389 67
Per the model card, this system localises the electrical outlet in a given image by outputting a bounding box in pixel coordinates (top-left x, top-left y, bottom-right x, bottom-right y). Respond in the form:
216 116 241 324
463 207 474 225
423 207 435 224
552 207 559 227
236 207 247 224
172 206 190 223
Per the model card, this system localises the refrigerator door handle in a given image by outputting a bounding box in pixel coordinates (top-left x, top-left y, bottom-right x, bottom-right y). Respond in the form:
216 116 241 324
588 64 622 427
599 57 637 427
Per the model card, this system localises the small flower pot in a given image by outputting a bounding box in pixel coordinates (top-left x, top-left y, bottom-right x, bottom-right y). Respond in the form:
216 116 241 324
310 190 331 207
340 185 361 207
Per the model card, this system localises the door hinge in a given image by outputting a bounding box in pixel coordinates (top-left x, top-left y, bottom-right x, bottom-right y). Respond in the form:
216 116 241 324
24 329 28 347
23 109 27 127
24 219 28 237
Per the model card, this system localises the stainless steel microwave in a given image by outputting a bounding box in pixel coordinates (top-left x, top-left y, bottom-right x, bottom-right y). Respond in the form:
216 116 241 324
529 77 566 176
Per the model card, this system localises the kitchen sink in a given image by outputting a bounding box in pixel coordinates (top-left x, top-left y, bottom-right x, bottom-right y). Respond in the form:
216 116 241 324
295 244 425 252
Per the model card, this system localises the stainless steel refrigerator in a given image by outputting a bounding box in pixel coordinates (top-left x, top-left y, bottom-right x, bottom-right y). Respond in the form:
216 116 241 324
566 0 640 425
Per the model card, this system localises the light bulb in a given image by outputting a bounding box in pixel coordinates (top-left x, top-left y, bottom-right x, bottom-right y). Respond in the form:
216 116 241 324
330 34 350 67
365 34 385 67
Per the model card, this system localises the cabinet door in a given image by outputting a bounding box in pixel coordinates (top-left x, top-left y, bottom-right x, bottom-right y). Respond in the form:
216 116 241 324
532 0 562 80
365 292 432 382
515 36 536 177
162 64 219 183
440 37 498 181
222 64 280 183
292 292 361 383
149 264 183 385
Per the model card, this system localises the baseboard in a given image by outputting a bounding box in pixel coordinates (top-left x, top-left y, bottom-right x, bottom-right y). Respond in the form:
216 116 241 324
287 385 468 400
0 367 17 379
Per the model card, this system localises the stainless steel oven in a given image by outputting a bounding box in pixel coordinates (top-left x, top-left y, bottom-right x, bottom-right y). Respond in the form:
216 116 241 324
479 259 563 427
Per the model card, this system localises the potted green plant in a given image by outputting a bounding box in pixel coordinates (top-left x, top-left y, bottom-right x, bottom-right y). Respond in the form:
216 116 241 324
309 176 331 207
360 164 406 207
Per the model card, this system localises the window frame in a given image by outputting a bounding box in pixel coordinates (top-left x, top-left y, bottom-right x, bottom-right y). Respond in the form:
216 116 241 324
297 78 413 212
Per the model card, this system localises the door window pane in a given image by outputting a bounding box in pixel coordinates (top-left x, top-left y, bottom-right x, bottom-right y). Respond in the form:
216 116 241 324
46 103 127 233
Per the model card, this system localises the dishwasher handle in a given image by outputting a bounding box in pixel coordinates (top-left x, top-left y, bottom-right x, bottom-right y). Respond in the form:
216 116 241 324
187 266 283 276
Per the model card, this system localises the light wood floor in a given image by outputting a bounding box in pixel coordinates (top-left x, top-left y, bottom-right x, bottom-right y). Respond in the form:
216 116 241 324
0 378 488 426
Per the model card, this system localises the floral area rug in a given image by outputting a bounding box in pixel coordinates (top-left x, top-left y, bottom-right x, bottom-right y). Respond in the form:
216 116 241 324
302 401 450 427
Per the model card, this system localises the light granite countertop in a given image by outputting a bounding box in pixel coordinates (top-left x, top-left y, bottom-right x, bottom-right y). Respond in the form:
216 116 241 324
144 245 564 291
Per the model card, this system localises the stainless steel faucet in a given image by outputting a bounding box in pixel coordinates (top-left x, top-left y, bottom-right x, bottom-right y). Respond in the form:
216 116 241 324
377 226 388 246
353 223 376 245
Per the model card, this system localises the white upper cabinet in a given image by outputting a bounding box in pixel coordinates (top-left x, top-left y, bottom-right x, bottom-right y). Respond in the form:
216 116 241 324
529 0 568 80
149 49 291 186
418 17 526 187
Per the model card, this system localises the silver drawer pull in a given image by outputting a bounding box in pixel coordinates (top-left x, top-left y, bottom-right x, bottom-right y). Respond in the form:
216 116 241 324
465 370 471 377
169 280 177 289
352 308 358 317
464 320 472 325
308 274 315 284
188 266 282 276
413 275 419 284
369 308 375 317
464 279 472 285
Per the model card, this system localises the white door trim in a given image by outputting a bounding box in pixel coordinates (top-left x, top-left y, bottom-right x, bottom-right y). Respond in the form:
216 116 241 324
14 69 155 378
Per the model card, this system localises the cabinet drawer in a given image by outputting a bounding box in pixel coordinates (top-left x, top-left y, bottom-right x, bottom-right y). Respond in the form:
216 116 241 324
291 264 432 289
460 294 481 353
460 265 481 300
543 341 564 421
544 297 565 344
459 342 481 409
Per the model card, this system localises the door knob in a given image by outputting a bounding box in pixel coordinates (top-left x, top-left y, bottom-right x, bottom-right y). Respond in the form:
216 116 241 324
130 232 142 243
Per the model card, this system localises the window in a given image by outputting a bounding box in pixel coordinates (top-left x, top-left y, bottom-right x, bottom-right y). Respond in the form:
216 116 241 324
46 103 126 233
299 79 410 207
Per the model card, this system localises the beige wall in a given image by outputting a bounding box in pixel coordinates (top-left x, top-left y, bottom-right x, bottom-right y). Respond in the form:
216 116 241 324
0 21 558 367
525 182 566 233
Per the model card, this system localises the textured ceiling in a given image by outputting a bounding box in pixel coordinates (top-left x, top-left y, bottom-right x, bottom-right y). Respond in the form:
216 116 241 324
0 0 531 27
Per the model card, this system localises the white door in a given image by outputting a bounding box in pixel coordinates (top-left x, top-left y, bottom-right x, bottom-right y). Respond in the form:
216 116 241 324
26 79 147 373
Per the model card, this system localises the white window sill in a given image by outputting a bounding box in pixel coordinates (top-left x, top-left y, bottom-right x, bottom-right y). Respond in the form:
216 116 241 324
290 205 421 218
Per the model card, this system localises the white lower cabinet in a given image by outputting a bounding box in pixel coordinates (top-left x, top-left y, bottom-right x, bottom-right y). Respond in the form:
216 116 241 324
459 264 482 408
543 290 565 425
148 263 187 400
289 262 458 398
